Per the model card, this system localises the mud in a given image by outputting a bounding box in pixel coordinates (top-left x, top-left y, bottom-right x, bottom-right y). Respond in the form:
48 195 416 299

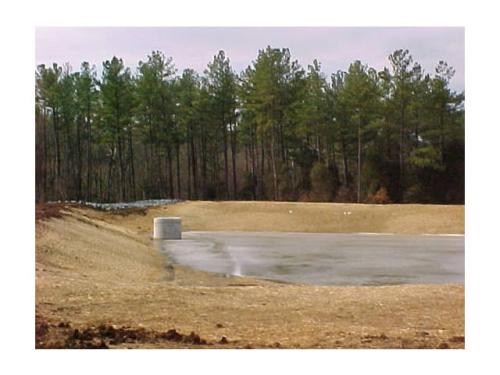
35 316 213 349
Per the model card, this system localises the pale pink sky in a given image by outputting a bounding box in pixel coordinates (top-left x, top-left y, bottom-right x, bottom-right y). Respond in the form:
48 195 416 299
36 27 464 91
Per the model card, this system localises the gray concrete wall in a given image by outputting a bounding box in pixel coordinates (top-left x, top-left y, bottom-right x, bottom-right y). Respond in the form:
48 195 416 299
153 217 182 239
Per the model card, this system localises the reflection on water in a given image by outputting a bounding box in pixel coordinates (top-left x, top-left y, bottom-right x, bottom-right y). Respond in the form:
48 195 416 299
156 232 464 286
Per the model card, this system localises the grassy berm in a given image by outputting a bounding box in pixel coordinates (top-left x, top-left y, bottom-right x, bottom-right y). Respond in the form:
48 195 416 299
35 201 464 349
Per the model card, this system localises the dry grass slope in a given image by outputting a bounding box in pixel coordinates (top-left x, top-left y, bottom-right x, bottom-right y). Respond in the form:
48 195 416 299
79 201 464 237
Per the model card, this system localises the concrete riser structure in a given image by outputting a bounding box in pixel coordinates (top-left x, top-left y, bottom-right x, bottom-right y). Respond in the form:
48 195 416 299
153 217 182 240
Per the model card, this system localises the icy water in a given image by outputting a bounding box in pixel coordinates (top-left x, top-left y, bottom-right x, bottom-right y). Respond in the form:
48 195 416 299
156 232 464 286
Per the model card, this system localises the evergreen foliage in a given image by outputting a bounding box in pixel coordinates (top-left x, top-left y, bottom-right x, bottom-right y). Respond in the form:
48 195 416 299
35 47 464 203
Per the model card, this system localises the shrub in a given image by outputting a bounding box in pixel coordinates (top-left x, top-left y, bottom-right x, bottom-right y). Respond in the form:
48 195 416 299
367 186 391 204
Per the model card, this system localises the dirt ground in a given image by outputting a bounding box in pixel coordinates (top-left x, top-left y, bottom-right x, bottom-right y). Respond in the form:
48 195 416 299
35 201 464 349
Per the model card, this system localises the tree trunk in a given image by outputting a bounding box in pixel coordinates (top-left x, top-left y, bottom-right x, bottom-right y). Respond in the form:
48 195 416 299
245 146 249 175
64 126 72 200
201 127 207 199
156 145 164 198
279 122 286 163
230 124 238 200
223 120 230 199
107 147 114 202
42 108 48 202
316 126 321 162
190 123 198 200
341 136 349 186
128 128 136 200
53 110 61 196
117 133 126 201
76 117 82 200
167 147 174 198
35 110 43 202
415 111 420 149
148 117 155 197
439 106 445 165
270 129 279 201
399 103 405 199
251 124 257 200
357 118 362 203
214 137 220 197
187 141 192 199
86 112 92 201
176 142 181 199
260 130 265 199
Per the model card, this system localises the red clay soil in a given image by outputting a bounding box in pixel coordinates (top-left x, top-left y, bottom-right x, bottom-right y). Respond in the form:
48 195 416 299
35 203 67 222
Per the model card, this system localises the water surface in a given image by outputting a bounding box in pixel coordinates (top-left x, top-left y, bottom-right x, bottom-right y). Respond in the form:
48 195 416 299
157 231 464 286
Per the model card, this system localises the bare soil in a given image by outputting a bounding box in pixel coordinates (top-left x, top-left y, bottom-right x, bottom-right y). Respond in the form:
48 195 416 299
35 201 464 349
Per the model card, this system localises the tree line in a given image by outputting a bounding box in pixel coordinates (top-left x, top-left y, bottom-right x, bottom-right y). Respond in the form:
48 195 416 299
35 47 464 204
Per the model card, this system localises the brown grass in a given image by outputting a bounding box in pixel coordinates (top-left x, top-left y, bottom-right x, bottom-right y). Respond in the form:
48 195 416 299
35 202 465 349
74 200 464 237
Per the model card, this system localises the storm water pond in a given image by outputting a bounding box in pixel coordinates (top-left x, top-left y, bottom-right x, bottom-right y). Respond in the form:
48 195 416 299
156 231 464 286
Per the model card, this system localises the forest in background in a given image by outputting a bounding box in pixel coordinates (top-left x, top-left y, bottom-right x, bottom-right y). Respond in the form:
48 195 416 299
35 47 464 204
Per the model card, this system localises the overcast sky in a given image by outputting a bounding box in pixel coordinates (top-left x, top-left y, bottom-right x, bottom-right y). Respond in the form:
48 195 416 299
36 27 464 91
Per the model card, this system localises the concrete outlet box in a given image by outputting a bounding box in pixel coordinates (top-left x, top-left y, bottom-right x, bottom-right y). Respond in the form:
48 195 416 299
153 217 182 240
